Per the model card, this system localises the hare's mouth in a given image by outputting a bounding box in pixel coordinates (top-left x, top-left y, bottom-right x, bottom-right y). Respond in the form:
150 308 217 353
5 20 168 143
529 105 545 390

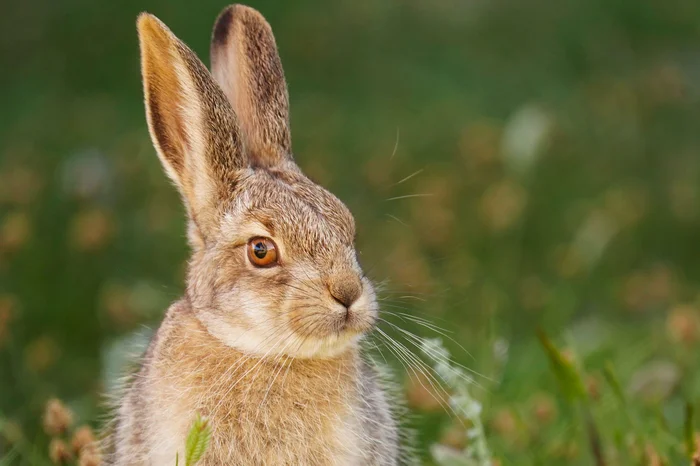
278 305 376 358
288 302 377 338
343 308 378 335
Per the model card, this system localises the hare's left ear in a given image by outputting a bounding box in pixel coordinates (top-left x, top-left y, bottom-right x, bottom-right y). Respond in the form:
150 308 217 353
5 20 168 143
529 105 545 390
210 5 292 167
137 13 245 244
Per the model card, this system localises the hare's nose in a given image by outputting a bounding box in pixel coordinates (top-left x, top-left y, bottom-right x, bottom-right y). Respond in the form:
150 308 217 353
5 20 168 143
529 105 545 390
329 273 362 308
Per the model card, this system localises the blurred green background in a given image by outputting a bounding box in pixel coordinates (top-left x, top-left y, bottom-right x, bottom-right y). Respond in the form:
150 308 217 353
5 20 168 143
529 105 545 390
2 0 700 464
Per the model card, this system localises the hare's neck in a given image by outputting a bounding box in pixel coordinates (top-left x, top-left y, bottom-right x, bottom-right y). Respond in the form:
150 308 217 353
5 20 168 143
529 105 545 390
155 304 361 410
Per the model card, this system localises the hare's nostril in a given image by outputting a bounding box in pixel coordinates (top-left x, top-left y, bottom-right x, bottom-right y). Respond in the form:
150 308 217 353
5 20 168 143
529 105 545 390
329 274 362 309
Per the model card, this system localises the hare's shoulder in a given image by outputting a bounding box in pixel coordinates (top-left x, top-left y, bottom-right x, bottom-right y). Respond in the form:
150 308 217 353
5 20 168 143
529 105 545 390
355 358 404 464
108 300 196 464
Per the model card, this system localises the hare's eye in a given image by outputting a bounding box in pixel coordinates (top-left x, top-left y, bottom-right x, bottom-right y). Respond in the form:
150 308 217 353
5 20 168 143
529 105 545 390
247 237 278 267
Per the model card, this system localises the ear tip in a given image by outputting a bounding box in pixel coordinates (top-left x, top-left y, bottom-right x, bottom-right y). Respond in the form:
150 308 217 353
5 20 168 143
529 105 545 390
137 12 170 41
212 6 236 46
217 4 266 19
234 4 272 28
212 4 271 46
136 12 155 30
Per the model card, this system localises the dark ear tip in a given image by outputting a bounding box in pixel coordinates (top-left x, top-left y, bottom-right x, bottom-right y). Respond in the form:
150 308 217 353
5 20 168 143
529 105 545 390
212 6 235 47
212 4 271 47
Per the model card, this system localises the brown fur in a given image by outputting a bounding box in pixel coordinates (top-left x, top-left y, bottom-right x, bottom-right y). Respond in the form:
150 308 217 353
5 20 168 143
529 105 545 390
211 5 292 167
109 4 399 465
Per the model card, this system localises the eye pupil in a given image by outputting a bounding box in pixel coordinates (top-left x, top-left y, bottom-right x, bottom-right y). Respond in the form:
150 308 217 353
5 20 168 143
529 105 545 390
253 242 267 259
247 237 278 267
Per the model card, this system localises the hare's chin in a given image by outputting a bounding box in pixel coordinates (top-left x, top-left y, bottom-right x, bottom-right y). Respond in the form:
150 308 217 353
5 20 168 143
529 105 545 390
290 331 365 359
201 317 364 359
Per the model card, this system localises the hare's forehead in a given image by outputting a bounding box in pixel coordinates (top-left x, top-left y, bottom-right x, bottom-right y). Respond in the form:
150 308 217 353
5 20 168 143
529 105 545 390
222 175 356 253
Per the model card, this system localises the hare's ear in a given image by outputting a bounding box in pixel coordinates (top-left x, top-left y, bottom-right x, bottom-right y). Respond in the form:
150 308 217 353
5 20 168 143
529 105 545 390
210 5 292 167
137 13 245 244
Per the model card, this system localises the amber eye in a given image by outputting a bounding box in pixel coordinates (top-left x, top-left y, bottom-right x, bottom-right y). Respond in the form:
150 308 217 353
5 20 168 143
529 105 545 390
247 237 279 267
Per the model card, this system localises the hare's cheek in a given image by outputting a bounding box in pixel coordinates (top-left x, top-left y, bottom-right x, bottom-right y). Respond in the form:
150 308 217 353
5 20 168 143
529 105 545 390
218 285 272 329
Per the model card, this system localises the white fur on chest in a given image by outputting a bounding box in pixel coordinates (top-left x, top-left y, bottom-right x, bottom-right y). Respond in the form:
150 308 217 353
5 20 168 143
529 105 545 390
141 381 367 465
144 401 191 464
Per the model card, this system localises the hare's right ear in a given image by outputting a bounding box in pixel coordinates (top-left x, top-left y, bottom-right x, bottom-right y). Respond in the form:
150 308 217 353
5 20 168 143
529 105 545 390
210 5 292 168
137 13 245 243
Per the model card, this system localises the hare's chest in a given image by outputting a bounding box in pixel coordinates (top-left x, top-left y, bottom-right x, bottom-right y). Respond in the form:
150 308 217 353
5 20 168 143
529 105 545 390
195 365 365 464
146 408 363 466
206 405 364 465
204 391 364 464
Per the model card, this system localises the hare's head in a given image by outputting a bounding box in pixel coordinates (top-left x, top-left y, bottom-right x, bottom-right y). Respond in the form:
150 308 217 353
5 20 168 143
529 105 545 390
137 5 377 358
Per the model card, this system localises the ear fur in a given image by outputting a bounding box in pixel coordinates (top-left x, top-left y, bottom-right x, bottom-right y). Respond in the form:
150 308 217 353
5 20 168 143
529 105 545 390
210 5 292 167
137 13 245 242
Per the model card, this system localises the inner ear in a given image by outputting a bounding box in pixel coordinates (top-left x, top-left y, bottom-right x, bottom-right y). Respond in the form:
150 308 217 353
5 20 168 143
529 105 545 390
210 5 292 168
138 13 246 241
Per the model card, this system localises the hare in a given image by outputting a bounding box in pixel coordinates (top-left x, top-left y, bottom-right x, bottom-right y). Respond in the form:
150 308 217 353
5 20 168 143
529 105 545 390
108 4 400 465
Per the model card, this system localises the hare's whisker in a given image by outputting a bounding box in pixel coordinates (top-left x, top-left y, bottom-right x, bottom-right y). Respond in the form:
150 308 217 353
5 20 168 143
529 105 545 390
389 127 400 160
392 168 424 186
385 214 409 228
384 193 434 201
374 329 461 424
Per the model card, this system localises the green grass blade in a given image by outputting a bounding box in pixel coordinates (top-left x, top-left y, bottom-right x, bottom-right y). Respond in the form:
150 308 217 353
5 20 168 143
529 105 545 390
537 329 586 402
602 362 626 406
185 413 211 466
685 402 695 459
